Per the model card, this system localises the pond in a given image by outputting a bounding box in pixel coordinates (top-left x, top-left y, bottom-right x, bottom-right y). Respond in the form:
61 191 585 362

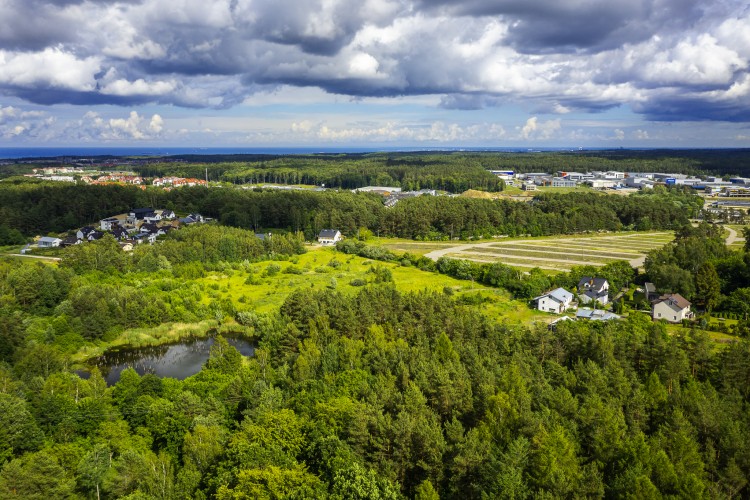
88 335 255 386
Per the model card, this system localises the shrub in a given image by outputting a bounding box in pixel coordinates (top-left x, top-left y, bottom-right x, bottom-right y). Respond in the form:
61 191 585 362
263 264 281 277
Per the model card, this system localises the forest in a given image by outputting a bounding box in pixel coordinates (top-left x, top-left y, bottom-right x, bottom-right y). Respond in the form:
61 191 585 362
118 149 750 185
0 180 701 242
1 228 750 497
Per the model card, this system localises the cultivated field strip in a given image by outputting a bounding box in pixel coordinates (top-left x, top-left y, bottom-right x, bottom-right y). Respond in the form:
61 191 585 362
490 243 642 259
452 254 570 271
430 231 674 272
475 247 615 263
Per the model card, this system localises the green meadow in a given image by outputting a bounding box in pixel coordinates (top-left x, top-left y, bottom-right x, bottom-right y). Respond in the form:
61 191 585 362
195 246 551 323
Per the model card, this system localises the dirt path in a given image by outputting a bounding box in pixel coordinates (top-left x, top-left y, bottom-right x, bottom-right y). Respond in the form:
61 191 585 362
3 254 61 261
725 225 741 246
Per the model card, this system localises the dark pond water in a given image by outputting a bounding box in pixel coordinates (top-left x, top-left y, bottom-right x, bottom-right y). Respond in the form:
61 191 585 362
89 336 255 386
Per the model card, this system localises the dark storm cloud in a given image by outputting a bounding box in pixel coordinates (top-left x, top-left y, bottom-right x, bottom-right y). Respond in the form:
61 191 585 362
417 0 706 53
635 96 750 122
232 0 376 55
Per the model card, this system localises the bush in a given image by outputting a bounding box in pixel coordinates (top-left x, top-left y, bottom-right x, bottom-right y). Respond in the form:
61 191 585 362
283 265 303 275
350 279 367 287
263 264 281 277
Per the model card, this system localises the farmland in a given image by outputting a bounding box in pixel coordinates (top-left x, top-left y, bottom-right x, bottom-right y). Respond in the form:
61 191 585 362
417 231 675 272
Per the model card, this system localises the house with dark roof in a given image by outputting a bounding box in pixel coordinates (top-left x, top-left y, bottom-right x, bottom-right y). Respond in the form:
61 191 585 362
100 217 120 231
140 222 160 234
111 226 129 240
87 230 104 241
317 229 342 246
60 236 81 247
652 294 693 323
128 208 156 223
179 213 204 225
577 277 610 305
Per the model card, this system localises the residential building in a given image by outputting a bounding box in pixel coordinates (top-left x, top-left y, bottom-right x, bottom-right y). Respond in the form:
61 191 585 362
578 277 610 305
533 287 574 314
318 229 343 246
576 308 621 321
128 208 156 223
652 294 693 323
77 226 97 241
37 237 62 248
100 217 120 231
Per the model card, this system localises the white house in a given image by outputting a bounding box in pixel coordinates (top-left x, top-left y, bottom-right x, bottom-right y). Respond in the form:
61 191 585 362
318 229 343 246
37 236 62 248
578 277 610 305
100 217 119 231
652 294 693 323
533 287 574 314
143 213 163 223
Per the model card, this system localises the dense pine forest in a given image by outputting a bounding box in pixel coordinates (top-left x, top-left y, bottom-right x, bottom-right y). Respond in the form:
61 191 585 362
2 247 750 498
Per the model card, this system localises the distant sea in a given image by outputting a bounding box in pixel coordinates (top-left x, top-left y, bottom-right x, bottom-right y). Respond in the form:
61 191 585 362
0 146 599 160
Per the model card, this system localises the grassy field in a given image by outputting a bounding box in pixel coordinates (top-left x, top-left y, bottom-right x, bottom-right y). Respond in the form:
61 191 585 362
195 246 552 324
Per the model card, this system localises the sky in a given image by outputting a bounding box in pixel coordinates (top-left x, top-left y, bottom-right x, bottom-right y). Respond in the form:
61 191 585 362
0 0 749 148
